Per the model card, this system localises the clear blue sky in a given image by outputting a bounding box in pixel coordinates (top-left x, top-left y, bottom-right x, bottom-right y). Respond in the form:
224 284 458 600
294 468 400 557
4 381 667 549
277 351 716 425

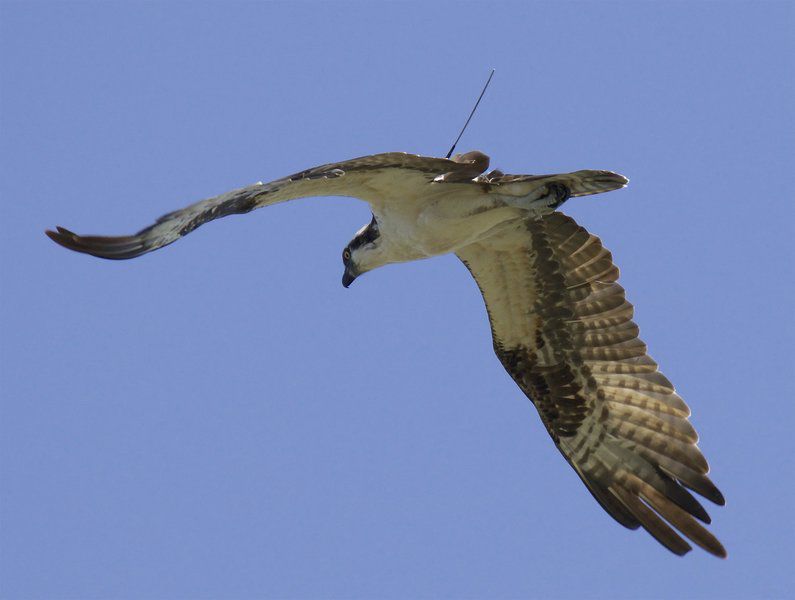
1 2 793 598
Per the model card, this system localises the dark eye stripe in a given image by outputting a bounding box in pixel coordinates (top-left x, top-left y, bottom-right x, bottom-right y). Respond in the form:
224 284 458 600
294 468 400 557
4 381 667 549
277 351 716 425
348 217 380 252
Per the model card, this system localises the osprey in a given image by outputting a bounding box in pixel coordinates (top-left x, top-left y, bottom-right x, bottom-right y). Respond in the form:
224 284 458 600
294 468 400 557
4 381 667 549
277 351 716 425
46 150 726 557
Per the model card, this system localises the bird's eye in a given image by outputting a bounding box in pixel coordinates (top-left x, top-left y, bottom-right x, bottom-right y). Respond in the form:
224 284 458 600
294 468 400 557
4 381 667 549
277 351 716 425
342 248 351 262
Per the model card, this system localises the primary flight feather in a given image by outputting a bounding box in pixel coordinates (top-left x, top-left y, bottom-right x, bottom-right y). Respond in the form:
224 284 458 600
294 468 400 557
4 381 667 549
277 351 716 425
46 150 726 557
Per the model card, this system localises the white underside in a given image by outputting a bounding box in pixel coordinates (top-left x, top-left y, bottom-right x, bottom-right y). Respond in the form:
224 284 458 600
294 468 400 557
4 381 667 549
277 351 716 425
365 176 556 266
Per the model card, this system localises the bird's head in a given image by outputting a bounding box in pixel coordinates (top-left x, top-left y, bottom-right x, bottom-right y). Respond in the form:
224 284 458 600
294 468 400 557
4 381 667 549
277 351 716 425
341 215 385 288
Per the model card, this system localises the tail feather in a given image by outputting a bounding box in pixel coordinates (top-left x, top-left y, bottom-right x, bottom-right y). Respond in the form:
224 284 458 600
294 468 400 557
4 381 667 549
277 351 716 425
489 169 628 200
552 170 629 197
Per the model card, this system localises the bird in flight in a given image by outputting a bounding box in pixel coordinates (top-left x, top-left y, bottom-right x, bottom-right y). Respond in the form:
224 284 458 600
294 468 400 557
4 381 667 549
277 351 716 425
46 150 725 557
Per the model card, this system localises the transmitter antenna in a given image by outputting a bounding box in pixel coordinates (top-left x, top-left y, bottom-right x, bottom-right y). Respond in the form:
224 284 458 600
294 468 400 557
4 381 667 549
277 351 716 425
445 69 495 159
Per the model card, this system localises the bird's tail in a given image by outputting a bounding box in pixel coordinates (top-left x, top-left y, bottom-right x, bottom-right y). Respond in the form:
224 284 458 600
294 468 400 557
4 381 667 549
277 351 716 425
493 170 628 201
550 170 629 197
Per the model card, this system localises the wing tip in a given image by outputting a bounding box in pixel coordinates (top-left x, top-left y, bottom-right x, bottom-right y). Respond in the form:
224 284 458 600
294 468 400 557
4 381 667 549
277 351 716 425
45 226 77 248
45 226 148 260
713 542 729 559
704 482 726 507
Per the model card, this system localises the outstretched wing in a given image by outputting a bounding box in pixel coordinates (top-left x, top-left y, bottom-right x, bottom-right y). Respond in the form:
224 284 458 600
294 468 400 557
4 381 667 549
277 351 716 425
456 212 726 557
45 152 475 260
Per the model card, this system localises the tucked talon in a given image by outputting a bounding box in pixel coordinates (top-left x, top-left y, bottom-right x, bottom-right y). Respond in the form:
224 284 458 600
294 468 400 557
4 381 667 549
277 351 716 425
547 182 571 209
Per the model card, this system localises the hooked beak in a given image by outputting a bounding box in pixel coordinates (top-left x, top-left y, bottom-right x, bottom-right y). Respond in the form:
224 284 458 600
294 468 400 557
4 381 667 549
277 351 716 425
342 266 358 288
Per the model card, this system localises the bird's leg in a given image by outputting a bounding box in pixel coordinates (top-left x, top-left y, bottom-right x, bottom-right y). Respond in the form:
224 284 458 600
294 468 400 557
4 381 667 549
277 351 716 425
545 182 571 210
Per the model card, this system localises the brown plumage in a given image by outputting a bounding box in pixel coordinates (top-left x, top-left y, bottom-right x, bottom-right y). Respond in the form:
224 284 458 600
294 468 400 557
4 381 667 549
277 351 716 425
458 213 725 557
46 150 724 556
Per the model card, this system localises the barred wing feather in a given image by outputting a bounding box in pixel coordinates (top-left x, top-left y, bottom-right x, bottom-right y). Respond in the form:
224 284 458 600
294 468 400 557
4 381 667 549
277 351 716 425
456 212 726 557
45 152 472 260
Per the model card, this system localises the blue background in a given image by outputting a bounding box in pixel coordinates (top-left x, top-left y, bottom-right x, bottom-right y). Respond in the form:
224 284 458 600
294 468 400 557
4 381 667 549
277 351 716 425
2 2 793 598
